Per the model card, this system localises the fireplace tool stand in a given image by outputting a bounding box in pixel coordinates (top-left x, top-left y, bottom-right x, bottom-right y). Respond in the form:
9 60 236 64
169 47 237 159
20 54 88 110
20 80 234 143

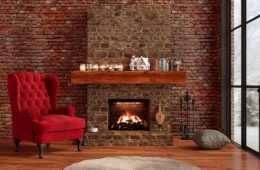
180 91 195 140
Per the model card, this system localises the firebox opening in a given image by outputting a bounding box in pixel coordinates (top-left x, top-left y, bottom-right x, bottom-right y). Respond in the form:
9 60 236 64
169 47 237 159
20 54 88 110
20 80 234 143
108 99 150 131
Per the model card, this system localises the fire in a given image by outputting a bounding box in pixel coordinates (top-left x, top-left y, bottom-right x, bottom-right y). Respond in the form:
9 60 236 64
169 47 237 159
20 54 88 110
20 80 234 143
117 111 142 124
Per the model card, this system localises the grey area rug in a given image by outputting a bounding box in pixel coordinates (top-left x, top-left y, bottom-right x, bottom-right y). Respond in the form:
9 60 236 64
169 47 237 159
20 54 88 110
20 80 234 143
64 156 200 170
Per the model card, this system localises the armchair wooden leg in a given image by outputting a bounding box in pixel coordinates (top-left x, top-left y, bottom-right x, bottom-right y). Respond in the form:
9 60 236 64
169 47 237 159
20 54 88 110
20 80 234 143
37 144 46 159
46 143 50 148
14 139 21 152
76 138 83 151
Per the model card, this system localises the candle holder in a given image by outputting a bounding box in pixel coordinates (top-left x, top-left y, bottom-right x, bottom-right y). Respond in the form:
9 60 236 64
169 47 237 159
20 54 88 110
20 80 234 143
108 64 114 71
86 63 93 71
92 64 99 71
105 63 110 71
79 64 86 71
179 91 195 140
99 64 106 71
118 64 124 71
114 64 120 71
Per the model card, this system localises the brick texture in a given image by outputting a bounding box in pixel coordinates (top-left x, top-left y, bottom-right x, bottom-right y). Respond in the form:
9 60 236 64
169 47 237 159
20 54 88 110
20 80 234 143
0 0 221 140
0 0 89 137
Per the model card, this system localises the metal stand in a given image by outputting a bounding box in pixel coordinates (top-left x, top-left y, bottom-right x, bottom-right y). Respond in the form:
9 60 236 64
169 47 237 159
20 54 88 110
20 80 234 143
180 91 195 140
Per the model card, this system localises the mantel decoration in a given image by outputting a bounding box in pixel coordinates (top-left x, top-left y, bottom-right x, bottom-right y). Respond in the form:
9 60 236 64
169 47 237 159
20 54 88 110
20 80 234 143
79 63 124 71
175 61 181 71
129 56 182 71
129 56 150 71
79 64 86 71
155 103 166 126
92 64 99 71
180 91 196 140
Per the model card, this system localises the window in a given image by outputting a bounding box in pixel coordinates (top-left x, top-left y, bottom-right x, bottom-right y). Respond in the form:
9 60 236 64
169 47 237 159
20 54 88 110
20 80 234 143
230 0 260 156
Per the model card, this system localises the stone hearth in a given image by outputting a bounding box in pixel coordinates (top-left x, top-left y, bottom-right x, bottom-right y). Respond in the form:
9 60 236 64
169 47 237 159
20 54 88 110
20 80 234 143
85 85 174 146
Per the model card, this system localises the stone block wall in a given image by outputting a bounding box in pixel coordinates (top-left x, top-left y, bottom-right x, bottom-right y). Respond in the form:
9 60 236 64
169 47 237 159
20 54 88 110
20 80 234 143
0 0 221 143
87 4 172 68
86 84 176 146
86 4 175 145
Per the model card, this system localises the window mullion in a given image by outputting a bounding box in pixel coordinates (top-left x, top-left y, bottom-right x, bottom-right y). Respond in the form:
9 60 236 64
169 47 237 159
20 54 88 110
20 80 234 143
222 0 231 136
241 0 247 148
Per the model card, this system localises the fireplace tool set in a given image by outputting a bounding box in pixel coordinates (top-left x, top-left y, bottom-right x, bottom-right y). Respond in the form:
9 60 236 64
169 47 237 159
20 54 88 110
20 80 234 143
180 91 195 140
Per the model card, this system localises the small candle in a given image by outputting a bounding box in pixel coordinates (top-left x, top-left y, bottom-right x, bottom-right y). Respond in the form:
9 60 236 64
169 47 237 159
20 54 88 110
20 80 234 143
109 64 114 71
80 64 86 71
99 64 106 71
118 64 124 71
105 63 109 71
92 64 99 71
114 64 119 71
86 63 92 71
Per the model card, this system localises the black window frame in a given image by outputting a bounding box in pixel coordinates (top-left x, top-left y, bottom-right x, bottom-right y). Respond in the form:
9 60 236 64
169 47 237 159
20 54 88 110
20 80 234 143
222 0 260 158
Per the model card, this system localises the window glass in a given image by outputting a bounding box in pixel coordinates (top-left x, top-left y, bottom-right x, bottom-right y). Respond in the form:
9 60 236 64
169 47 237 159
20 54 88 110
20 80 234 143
246 88 259 152
231 88 242 145
247 0 260 21
232 0 241 29
231 28 241 85
247 19 260 85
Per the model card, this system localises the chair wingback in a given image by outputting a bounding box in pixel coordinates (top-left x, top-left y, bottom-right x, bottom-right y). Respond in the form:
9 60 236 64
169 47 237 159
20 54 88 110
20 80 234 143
45 75 59 111
8 72 56 118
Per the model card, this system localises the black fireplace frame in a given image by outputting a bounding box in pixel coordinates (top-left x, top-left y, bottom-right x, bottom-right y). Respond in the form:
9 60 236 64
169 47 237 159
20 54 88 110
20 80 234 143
108 99 150 131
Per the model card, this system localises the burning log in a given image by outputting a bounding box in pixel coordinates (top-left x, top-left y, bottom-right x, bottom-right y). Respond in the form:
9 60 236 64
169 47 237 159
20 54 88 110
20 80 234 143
110 110 149 130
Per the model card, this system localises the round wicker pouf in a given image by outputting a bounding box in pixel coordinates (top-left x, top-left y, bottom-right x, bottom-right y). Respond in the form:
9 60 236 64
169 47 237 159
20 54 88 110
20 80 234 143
64 156 200 170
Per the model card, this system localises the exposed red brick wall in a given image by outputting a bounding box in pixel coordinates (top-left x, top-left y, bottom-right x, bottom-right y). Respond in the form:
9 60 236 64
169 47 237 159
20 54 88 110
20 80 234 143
0 0 89 137
171 0 221 132
0 0 221 138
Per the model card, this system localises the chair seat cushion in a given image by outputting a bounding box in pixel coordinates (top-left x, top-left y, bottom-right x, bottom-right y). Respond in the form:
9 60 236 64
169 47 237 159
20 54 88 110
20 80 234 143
34 115 85 133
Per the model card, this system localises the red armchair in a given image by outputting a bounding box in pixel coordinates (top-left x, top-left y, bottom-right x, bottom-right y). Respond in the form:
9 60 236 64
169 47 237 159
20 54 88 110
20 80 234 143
7 72 85 158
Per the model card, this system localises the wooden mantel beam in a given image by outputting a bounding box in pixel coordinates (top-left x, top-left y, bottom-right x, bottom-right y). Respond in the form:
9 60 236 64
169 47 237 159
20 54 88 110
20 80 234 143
71 71 187 85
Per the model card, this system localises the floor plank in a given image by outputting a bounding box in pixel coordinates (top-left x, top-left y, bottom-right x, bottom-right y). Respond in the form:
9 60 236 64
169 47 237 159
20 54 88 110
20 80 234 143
0 138 259 170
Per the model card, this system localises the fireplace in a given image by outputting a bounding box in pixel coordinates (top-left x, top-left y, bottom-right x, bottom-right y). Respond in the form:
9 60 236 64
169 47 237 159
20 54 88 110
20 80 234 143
108 99 150 131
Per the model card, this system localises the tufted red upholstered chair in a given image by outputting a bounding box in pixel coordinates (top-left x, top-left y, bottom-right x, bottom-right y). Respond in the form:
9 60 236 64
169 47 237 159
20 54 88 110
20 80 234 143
7 72 85 159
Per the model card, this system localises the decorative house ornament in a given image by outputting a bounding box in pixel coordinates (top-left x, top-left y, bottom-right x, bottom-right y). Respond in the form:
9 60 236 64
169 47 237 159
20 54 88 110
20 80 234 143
155 104 165 126
129 56 150 71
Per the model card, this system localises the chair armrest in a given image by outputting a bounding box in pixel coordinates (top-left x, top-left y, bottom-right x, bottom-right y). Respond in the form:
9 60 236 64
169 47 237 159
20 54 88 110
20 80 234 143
21 108 41 121
54 106 76 117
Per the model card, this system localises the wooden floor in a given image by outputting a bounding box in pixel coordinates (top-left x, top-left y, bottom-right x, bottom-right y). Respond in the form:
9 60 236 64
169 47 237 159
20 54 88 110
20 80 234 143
0 138 259 170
